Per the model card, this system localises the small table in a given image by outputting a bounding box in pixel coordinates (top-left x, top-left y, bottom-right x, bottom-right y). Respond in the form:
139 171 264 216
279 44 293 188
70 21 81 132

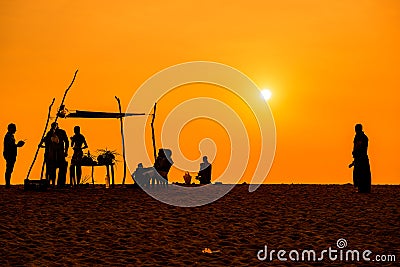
81 163 115 187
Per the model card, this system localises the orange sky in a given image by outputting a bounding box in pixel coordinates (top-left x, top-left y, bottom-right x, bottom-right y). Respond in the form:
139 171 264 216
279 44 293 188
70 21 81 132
1 0 399 185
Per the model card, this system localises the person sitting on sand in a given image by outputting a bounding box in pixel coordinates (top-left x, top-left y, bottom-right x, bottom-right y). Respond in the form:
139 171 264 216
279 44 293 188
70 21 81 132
152 149 173 186
3 123 25 188
70 126 88 186
135 149 173 188
196 156 212 185
351 123 371 193
132 163 149 187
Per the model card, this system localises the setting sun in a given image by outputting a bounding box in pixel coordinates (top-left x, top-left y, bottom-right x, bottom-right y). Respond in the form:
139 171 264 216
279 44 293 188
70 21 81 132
1 1 400 264
261 89 272 101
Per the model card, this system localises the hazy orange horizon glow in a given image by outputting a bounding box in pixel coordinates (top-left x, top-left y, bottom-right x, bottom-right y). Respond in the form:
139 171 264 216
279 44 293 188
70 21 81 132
1 1 399 185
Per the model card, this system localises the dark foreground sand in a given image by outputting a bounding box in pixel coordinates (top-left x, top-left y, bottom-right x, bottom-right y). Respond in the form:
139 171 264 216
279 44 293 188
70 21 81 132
0 184 399 266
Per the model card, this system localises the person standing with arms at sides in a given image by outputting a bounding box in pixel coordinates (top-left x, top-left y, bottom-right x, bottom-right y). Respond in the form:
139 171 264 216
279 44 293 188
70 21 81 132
351 123 372 193
3 123 25 188
42 122 69 188
70 126 88 185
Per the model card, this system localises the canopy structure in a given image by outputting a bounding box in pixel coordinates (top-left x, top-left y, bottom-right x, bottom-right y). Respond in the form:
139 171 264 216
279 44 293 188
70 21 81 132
64 107 147 185
61 100 154 186
26 70 157 186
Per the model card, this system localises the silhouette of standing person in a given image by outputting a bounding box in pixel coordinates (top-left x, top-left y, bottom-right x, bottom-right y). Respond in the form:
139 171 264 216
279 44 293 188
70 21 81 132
352 123 371 193
196 156 212 185
3 123 25 188
42 122 69 188
70 126 88 186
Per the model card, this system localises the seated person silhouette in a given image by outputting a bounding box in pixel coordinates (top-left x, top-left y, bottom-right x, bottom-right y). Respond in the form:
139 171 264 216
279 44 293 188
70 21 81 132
132 163 149 187
152 149 173 186
136 149 173 188
196 156 212 185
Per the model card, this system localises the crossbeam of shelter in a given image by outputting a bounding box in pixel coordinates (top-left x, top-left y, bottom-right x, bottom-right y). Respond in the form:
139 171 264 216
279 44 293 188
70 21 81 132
66 110 146 119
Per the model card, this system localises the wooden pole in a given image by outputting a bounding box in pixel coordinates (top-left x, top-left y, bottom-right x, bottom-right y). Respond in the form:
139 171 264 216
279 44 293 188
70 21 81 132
40 157 46 179
26 98 55 180
91 166 94 185
54 69 78 124
115 96 127 185
151 103 157 162
26 69 78 180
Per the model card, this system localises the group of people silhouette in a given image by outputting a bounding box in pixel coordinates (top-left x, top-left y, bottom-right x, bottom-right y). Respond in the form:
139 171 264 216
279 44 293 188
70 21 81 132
132 149 174 187
132 152 213 187
2 122 88 188
40 122 88 187
3 122 372 191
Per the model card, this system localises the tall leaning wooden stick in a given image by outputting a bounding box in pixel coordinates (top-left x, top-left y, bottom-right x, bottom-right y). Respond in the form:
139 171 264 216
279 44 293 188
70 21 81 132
26 98 55 180
115 96 127 185
54 69 79 124
26 69 78 180
151 103 157 162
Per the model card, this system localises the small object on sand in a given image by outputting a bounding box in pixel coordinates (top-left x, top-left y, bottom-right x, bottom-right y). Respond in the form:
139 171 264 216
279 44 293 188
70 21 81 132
202 248 212 254
183 172 192 185
24 178 48 191
202 248 221 254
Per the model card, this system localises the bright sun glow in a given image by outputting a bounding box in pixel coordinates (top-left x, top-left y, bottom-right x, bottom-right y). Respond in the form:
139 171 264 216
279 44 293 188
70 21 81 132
261 89 272 101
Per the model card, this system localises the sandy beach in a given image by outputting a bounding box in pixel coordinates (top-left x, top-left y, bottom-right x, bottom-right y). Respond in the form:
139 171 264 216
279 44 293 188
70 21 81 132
0 184 399 266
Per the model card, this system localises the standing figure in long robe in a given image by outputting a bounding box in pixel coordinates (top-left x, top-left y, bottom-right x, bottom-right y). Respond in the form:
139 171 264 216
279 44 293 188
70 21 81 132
352 123 371 193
